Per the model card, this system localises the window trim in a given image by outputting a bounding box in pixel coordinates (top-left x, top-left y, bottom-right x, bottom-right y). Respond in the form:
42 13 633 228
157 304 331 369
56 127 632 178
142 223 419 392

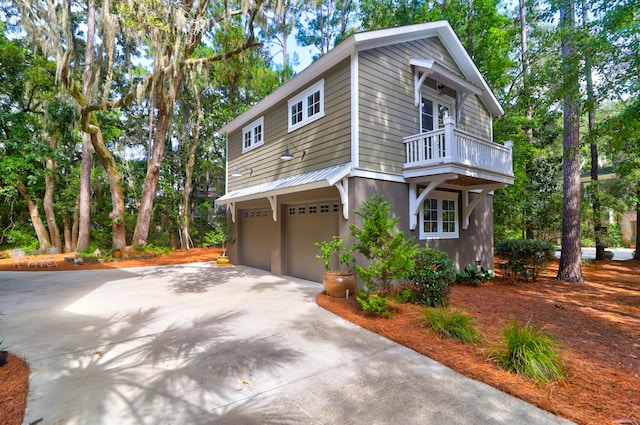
287 79 325 132
419 190 459 239
242 116 264 153
420 88 455 133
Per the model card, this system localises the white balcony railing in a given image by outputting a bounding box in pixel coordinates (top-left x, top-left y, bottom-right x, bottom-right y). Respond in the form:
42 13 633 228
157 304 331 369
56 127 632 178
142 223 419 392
403 116 513 177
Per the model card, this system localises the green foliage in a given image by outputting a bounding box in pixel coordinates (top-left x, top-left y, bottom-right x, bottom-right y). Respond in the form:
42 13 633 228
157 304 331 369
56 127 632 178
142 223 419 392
350 194 417 291
407 247 456 307
356 290 395 318
495 239 555 281
314 235 354 273
5 228 38 250
456 264 494 286
203 213 234 254
491 317 566 382
422 307 482 344
603 222 623 248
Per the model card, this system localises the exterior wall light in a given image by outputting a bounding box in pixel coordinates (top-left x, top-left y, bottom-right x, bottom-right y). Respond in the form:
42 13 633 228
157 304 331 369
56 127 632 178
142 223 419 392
280 143 306 161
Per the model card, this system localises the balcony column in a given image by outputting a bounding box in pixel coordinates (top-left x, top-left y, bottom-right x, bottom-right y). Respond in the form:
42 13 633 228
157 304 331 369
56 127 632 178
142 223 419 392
443 116 456 161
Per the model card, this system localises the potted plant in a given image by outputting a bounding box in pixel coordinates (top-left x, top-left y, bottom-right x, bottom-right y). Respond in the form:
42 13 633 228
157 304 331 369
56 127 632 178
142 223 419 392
205 219 234 265
315 236 356 298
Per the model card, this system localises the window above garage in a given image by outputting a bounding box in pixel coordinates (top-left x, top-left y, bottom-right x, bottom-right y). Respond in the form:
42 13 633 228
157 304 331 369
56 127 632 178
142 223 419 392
288 79 325 132
242 116 264 153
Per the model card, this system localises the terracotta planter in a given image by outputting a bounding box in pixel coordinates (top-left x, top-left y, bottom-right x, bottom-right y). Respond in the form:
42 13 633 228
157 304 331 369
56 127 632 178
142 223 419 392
323 272 356 298
113 250 122 259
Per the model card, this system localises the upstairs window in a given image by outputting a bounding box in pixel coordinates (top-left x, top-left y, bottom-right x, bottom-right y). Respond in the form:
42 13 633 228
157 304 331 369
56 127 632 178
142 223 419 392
242 117 264 153
288 79 325 132
420 92 454 133
419 190 459 239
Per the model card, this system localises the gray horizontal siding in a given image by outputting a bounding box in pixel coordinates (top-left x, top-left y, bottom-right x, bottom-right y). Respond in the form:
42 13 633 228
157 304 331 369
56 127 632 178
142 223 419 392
357 36 493 174
228 58 351 191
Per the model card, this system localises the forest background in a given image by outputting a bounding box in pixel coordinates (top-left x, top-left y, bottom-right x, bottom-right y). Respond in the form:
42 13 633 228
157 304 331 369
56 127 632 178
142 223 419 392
0 0 638 280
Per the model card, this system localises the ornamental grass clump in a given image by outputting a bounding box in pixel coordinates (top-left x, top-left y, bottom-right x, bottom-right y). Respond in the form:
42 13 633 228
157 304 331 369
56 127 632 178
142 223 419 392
423 307 482 344
491 317 566 382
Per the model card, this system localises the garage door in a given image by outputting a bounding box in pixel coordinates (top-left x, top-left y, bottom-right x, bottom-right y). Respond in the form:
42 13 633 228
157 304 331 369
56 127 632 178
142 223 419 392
238 208 272 271
285 201 339 282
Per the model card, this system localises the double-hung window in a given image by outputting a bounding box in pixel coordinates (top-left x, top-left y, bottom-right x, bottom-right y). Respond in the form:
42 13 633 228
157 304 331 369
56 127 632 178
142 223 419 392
242 117 264 153
419 190 459 239
288 80 324 132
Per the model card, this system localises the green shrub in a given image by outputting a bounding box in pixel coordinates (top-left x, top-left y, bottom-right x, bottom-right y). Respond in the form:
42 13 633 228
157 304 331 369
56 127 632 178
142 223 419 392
456 264 494 286
490 317 566 382
604 223 623 248
356 290 395 318
6 228 38 250
350 194 417 291
406 247 456 307
495 239 555 281
380 284 420 304
423 307 482 343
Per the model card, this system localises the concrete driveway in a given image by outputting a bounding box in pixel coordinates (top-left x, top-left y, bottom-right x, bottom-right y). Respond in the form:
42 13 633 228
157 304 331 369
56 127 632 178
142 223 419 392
0 263 573 425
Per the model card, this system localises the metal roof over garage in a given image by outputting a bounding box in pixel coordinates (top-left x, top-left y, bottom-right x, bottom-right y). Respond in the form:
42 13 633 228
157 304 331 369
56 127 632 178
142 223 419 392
215 163 352 221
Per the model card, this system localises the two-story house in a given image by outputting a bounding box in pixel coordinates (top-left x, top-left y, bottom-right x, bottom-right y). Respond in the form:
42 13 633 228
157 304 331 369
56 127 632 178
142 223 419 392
215 21 514 283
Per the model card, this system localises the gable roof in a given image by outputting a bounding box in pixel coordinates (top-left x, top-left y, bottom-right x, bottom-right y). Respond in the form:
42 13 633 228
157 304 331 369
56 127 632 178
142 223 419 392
220 21 503 135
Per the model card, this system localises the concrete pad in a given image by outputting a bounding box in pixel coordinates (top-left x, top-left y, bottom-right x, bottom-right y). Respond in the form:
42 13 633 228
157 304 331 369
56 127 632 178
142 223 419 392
0 264 574 425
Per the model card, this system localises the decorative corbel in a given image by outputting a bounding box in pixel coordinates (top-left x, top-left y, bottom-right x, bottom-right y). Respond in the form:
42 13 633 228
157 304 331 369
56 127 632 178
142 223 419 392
461 184 504 229
228 202 236 223
408 175 454 230
335 177 349 219
414 70 431 107
267 195 277 221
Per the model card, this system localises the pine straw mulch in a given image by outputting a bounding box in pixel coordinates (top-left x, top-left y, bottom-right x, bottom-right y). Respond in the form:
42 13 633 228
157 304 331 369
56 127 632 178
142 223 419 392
317 259 640 425
0 247 225 425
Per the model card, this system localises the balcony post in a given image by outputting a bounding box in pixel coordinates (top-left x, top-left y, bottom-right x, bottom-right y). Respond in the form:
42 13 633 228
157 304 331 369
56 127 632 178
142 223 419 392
443 116 456 161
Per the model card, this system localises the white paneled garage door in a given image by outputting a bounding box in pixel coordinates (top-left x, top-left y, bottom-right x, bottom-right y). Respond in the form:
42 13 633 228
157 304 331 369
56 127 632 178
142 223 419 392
238 208 273 271
285 201 340 282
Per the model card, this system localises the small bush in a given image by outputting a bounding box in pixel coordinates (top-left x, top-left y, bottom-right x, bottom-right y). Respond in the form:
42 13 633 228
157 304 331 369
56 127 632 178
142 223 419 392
490 317 566 382
356 290 395 318
407 247 456 307
380 284 420 304
495 239 555 281
423 307 482 343
456 264 494 286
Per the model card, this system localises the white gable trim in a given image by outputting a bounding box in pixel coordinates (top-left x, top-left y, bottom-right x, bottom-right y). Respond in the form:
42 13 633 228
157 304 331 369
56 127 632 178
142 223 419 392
219 21 503 135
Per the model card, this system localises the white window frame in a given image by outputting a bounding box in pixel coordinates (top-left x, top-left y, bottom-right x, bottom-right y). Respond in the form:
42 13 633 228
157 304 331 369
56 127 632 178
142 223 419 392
288 79 325 132
419 190 459 239
420 88 455 133
242 116 264 153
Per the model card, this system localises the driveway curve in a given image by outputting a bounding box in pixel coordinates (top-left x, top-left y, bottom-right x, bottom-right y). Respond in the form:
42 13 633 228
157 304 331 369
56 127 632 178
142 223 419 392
0 264 573 425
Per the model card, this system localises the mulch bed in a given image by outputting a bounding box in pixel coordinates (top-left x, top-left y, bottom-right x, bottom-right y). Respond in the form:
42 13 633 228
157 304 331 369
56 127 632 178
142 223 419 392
317 259 640 425
0 354 30 425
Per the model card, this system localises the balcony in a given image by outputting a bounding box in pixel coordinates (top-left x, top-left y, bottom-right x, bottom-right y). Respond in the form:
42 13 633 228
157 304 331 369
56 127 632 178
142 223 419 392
403 117 513 186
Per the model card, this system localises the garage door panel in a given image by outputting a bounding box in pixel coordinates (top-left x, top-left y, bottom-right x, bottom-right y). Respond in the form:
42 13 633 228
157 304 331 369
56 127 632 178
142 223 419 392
286 202 339 282
239 208 272 271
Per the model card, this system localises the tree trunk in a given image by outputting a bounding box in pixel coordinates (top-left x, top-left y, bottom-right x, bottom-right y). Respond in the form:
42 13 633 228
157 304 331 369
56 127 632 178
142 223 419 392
582 0 605 261
77 133 92 252
44 133 62 251
132 66 185 247
72 197 79 251
557 0 583 282
62 213 72 253
90 120 126 250
16 180 51 251
180 91 201 251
